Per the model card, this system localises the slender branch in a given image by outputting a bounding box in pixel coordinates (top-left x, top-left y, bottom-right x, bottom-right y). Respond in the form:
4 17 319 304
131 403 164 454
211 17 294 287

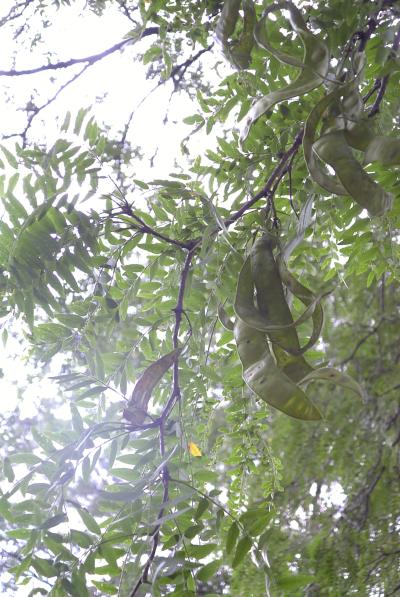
129 248 195 595
117 204 196 251
114 128 304 254
129 420 169 596
117 0 139 24
3 63 91 144
225 129 304 227
363 78 381 103
0 0 34 28
116 43 213 173
0 28 160 77
368 24 400 117
341 323 382 365
170 43 213 89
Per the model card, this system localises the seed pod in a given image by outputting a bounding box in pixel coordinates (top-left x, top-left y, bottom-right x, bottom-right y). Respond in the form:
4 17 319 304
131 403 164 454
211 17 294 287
250 234 301 354
303 89 348 196
344 120 375 152
364 135 400 166
277 252 326 355
230 0 256 69
234 254 320 345
241 0 329 142
215 0 241 44
218 303 235 331
272 345 314 383
299 367 364 399
123 347 182 425
234 317 322 420
313 130 393 216
234 234 325 356
215 0 255 69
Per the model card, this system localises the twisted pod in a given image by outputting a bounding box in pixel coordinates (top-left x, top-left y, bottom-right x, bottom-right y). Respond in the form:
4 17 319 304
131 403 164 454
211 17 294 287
227 233 363 420
241 0 329 142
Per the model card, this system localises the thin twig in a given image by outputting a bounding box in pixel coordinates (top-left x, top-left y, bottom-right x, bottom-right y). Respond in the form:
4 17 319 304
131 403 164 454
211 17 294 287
118 204 196 251
369 24 400 117
3 63 91 144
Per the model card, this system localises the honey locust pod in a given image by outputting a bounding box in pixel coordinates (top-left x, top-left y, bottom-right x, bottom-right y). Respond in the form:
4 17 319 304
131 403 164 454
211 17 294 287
313 129 393 216
234 234 325 357
299 367 364 400
363 135 400 167
303 55 393 216
241 0 329 143
123 347 182 425
215 0 256 69
234 317 322 420
276 251 327 355
251 234 325 356
218 303 235 331
303 54 365 196
303 88 348 196
234 255 323 348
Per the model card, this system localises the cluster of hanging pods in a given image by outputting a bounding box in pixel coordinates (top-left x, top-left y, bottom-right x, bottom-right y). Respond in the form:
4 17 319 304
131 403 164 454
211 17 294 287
125 1 398 425
220 233 362 420
216 0 399 217
213 0 400 417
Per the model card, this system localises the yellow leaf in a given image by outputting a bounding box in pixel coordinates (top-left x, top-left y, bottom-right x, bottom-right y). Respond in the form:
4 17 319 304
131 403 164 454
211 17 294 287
188 442 202 457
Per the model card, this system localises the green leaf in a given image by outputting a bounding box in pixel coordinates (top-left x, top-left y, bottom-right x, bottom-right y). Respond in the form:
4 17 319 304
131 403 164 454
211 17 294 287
196 559 222 582
226 521 239 555
76 507 102 535
3 457 15 482
39 513 68 530
232 536 252 568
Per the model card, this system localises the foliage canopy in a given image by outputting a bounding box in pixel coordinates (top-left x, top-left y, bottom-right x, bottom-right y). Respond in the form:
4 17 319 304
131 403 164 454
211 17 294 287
0 1 400 595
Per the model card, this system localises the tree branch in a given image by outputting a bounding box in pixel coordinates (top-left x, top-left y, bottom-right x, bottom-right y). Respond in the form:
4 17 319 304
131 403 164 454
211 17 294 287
170 43 213 89
0 0 34 28
3 63 91 144
368 24 400 117
0 28 160 77
128 248 195 595
225 129 304 227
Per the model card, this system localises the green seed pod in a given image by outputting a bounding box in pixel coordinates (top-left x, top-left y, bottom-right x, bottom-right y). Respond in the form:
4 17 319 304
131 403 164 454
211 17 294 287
234 317 322 420
299 367 364 399
241 0 329 142
215 0 241 44
234 254 320 344
216 0 255 70
303 89 348 196
313 130 393 216
218 303 235 331
230 0 256 69
344 120 375 152
277 252 326 355
364 135 400 166
250 234 301 354
234 234 325 356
